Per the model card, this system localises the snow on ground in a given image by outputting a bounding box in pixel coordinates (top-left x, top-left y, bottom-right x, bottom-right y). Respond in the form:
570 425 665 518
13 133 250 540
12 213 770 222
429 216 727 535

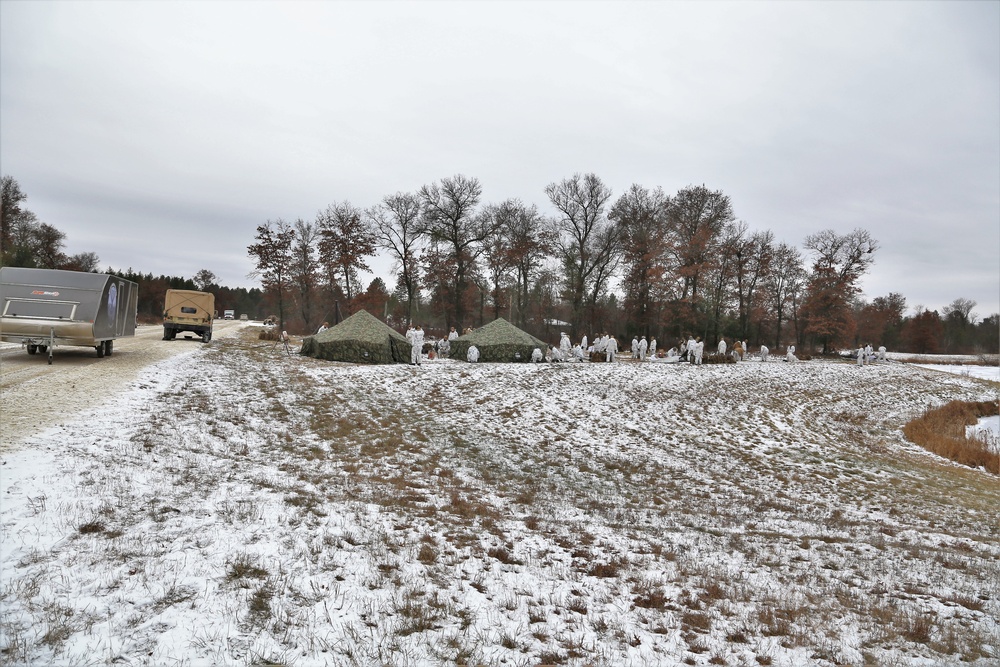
911 365 1000 383
1 335 999 666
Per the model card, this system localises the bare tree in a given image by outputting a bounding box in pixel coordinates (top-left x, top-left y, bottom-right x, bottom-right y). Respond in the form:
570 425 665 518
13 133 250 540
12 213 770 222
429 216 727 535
503 202 552 329
290 219 321 329
317 201 376 303
64 251 101 273
545 173 619 336
478 201 519 321
943 297 978 324
664 185 735 316
765 242 806 348
703 221 744 343
32 222 68 269
367 192 424 326
610 184 670 337
801 228 878 353
941 297 979 353
2 176 101 270
418 175 496 329
247 218 295 329
1 175 28 261
193 269 218 291
732 229 774 341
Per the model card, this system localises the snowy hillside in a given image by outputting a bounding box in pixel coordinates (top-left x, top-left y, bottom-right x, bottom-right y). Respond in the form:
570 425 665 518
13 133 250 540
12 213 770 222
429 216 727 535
2 329 998 666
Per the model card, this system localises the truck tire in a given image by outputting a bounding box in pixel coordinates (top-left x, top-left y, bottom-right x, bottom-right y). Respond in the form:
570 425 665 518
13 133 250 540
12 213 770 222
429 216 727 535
27 344 37 355
96 343 105 358
202 332 211 343
105 340 114 356
163 327 170 341
38 345 47 353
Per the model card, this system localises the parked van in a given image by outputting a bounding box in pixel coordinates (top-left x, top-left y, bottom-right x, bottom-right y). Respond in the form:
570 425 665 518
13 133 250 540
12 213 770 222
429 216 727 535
223 309 234 320
163 289 215 342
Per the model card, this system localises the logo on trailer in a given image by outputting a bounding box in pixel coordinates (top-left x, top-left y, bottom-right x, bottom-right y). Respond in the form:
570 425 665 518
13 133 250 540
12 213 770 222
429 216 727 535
31 290 59 296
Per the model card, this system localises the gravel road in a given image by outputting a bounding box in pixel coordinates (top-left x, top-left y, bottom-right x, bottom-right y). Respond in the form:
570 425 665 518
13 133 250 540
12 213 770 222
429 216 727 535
0 320 246 453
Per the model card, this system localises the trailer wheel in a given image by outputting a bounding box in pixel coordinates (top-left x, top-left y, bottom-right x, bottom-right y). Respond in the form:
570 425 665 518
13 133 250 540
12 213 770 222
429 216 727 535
38 345 47 353
27 344 37 355
96 343 105 358
104 340 114 356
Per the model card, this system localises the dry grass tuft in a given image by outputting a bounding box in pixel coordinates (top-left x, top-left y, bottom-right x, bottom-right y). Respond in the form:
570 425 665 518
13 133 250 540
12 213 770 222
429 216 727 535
902 400 999 474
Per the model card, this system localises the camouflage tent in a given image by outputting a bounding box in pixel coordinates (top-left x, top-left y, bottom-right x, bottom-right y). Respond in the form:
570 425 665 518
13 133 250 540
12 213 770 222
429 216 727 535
449 317 547 363
299 309 411 364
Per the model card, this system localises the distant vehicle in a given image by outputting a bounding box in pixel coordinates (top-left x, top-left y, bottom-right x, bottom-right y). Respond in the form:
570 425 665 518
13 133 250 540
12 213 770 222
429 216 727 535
163 289 215 343
239 313 248 320
0 267 138 364
223 309 234 320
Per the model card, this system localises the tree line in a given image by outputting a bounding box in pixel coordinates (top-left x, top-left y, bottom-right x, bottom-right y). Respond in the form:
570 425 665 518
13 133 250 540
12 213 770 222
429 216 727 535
248 173 998 356
2 173 994 355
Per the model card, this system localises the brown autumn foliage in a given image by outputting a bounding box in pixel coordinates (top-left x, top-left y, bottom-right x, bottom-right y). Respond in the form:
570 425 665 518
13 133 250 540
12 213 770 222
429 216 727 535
902 400 999 474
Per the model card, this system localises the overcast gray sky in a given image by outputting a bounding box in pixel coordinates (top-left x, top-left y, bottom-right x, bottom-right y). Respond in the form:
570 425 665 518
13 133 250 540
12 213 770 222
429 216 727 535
2 1 998 317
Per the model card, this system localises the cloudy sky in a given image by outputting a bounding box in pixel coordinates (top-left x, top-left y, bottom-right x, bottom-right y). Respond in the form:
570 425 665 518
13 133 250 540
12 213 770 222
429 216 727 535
2 1 998 317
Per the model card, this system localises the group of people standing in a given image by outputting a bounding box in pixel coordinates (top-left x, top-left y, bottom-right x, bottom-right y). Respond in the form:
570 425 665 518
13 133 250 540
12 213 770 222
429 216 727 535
409 325 482 363
629 335 657 361
530 332 624 363
667 336 799 364
857 344 887 366
403 323 887 368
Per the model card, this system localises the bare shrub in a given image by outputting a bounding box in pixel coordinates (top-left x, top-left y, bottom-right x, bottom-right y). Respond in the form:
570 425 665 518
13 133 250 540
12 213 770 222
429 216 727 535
226 553 269 582
901 612 934 644
633 586 670 610
417 543 437 564
567 596 588 615
682 610 712 633
487 545 522 565
78 521 105 535
587 556 628 578
248 584 273 619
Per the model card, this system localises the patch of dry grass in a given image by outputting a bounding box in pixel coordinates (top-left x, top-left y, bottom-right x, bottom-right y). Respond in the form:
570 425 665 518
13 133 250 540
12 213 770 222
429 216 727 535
902 400 999 474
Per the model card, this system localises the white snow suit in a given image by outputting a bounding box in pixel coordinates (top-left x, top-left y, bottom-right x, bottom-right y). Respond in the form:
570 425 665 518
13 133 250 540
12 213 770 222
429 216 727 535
606 336 618 362
411 327 424 365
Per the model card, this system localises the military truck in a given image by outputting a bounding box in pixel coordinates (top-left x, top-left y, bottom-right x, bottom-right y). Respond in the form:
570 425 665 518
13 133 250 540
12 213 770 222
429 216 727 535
163 289 215 342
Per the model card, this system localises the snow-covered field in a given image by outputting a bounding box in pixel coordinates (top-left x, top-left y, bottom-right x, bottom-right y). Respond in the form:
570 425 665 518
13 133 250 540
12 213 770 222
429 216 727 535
1 330 998 666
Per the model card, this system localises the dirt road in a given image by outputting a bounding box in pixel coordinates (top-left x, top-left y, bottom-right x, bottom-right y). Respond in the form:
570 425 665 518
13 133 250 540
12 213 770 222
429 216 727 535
0 320 247 453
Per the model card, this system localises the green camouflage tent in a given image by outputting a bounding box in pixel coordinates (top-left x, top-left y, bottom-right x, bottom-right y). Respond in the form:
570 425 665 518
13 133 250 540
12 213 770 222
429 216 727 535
299 309 411 364
449 318 547 363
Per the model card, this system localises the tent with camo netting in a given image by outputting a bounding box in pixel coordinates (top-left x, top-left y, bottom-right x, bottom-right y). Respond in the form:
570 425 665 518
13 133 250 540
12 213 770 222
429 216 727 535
299 309 411 364
448 317 547 363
